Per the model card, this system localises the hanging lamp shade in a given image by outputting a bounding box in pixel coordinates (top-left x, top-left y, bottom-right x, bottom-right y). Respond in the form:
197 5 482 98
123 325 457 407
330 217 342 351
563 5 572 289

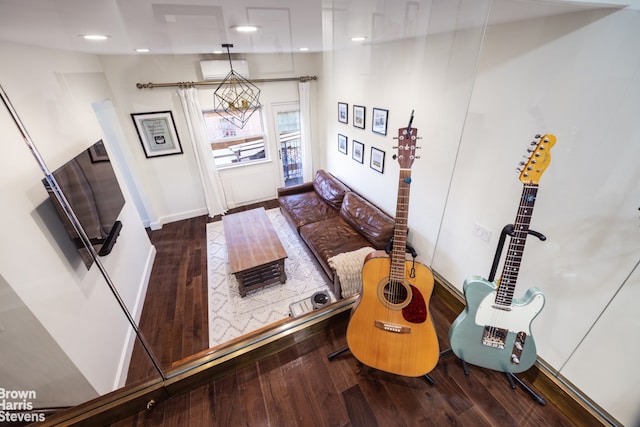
213 44 261 129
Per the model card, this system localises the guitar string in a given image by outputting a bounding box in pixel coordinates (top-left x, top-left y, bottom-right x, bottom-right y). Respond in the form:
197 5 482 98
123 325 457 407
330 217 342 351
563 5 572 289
390 128 416 309
488 184 537 344
393 170 407 305
391 131 412 308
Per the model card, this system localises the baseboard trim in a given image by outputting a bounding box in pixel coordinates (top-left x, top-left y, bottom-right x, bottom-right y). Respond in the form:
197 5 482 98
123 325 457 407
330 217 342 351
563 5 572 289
40 297 356 426
431 271 616 427
113 245 157 390
42 276 616 427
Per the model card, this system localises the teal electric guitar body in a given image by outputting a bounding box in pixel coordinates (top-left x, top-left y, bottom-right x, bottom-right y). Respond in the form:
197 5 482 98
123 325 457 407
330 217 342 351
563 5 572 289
448 133 556 374
449 275 545 373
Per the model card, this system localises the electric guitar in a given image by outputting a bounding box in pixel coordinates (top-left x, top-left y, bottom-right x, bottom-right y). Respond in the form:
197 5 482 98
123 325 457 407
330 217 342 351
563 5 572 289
346 112 439 377
448 133 557 373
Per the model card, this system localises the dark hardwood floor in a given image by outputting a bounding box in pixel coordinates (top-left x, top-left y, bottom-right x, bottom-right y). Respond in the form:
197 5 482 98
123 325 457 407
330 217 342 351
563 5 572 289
126 213 209 382
117 204 579 426
126 200 280 383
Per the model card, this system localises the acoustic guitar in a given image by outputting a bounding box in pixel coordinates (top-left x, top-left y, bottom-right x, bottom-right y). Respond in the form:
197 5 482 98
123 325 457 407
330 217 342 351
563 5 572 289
448 133 556 373
346 112 439 377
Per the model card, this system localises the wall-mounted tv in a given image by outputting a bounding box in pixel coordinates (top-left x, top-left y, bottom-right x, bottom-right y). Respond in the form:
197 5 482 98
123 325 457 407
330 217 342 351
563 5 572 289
43 140 125 269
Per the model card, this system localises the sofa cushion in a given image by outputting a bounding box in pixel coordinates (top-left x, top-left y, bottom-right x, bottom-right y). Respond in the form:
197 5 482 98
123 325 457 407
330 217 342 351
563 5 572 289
299 216 373 277
312 170 350 210
339 192 395 249
278 192 339 230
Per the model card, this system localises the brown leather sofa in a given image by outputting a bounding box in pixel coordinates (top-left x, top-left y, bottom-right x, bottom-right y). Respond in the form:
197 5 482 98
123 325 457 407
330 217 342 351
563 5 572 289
277 170 395 298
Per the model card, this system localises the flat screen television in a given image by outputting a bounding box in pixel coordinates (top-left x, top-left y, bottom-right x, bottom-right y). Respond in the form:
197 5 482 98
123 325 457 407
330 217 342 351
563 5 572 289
43 140 125 269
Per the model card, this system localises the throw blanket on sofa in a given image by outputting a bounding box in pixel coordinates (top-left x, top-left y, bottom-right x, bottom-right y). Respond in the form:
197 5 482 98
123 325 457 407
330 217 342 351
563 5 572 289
328 247 376 298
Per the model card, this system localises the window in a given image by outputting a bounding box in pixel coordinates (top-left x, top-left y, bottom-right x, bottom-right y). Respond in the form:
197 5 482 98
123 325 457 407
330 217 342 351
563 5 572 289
203 108 266 167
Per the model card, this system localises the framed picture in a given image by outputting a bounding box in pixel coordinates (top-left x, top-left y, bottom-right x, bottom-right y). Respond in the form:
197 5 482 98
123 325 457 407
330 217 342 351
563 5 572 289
338 134 348 155
338 102 348 124
352 140 364 163
131 111 183 158
370 147 385 173
88 139 109 163
372 108 389 136
353 105 366 129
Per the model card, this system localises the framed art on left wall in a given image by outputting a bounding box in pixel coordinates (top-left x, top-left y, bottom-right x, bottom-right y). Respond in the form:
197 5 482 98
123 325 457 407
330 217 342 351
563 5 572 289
131 110 183 158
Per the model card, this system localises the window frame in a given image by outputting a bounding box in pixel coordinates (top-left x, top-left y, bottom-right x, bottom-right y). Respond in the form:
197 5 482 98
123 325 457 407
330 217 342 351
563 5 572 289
202 107 269 168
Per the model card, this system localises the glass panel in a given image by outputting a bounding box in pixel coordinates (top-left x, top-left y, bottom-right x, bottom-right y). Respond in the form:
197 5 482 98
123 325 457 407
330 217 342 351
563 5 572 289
1 0 494 421
0 84 162 421
430 1 640 424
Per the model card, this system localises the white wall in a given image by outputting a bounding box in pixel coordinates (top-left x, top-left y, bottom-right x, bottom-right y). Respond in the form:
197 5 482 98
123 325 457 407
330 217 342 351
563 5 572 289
434 6 640 425
99 52 322 225
322 1 640 425
0 41 157 403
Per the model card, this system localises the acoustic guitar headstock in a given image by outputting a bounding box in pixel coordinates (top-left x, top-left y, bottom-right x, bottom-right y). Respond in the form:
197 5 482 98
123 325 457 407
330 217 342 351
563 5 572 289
393 110 420 169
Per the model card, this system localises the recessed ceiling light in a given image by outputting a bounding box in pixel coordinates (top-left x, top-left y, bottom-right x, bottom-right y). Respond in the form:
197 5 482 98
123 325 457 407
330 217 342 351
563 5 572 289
299 47 309 52
135 48 150 53
213 50 223 54
82 34 110 41
351 36 367 42
232 25 259 33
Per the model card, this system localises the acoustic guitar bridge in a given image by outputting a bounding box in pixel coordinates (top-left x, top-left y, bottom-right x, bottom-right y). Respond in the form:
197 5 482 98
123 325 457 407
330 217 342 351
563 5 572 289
375 320 411 334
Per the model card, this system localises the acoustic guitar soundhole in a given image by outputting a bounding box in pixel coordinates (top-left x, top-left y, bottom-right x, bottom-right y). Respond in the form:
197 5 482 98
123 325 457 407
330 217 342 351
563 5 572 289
383 280 408 304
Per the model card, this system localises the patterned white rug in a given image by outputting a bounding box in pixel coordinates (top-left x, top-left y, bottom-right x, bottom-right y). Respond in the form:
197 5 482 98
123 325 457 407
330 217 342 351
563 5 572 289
207 208 332 348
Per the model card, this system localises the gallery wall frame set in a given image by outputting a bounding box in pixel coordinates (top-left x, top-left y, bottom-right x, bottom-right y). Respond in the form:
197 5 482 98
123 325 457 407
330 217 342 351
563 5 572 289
131 110 183 158
336 101 387 172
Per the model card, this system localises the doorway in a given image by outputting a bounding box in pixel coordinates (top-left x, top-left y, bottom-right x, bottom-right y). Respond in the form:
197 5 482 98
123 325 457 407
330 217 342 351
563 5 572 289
273 103 303 187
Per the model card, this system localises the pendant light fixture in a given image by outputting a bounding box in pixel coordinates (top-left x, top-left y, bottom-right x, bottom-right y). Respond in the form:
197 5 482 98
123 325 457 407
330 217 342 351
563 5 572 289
213 43 261 129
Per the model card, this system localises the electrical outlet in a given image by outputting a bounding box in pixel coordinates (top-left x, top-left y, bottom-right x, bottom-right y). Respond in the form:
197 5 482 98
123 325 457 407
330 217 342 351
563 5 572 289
472 223 492 242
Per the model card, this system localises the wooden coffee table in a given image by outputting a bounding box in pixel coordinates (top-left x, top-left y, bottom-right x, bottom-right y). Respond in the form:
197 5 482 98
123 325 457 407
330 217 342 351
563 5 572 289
222 208 287 297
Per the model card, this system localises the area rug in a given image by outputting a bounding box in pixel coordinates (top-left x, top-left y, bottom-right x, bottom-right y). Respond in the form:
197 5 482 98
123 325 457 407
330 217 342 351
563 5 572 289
207 208 332 348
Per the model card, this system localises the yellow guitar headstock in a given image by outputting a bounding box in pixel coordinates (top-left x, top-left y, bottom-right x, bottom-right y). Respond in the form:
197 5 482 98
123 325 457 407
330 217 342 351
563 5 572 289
518 133 557 184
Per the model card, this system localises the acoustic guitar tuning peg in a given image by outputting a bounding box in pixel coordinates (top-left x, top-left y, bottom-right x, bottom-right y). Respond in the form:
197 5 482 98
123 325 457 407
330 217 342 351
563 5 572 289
530 141 538 146
392 146 398 149
534 134 541 138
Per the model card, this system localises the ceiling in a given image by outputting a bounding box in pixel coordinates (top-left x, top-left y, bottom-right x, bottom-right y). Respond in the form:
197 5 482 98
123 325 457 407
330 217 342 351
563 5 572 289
0 0 631 56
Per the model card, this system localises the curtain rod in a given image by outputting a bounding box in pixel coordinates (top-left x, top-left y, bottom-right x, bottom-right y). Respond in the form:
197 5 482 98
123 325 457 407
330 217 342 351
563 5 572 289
136 75 317 89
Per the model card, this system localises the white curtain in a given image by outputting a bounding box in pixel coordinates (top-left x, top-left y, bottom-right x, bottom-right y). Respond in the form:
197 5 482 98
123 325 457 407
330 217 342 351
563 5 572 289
298 81 313 182
177 87 228 217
